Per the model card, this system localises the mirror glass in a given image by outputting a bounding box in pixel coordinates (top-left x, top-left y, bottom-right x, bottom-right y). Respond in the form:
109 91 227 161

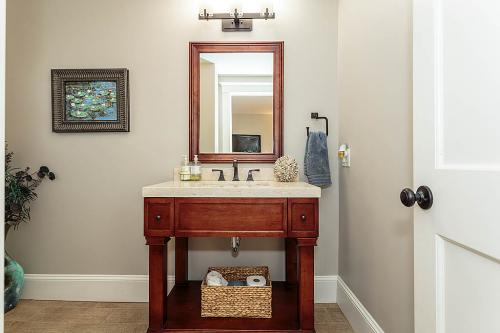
199 52 274 154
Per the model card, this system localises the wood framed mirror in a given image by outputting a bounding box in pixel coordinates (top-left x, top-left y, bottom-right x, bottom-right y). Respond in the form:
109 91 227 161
189 42 284 163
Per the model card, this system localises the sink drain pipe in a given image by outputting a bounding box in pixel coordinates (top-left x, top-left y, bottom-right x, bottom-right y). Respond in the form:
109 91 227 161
231 237 240 257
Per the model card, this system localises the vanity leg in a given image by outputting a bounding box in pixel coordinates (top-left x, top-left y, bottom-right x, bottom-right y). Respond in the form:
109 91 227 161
285 238 298 285
175 237 188 285
147 237 170 332
297 238 317 331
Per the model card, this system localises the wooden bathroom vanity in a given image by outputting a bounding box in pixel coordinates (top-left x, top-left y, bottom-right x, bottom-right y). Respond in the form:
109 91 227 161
143 181 321 333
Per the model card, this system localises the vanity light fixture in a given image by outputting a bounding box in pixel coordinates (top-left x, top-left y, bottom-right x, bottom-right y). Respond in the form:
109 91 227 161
199 7 275 32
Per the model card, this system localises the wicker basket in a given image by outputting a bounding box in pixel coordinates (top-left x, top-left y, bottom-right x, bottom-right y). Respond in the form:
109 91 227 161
201 266 272 318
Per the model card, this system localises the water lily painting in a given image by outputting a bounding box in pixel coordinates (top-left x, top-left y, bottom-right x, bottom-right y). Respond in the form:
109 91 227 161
52 69 129 132
65 81 118 121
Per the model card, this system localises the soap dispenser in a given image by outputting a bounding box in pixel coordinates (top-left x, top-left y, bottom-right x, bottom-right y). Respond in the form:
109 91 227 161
190 155 202 181
180 155 191 181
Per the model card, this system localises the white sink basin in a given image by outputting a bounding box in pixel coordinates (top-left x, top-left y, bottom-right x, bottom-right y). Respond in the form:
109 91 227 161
142 180 321 198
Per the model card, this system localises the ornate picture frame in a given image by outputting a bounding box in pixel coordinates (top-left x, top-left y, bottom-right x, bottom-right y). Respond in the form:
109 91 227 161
51 68 130 132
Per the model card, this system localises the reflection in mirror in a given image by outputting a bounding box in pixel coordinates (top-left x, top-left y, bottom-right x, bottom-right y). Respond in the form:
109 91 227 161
199 53 274 154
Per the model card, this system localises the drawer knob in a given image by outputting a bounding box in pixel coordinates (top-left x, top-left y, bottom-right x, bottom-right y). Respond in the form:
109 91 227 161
155 215 161 222
300 214 307 222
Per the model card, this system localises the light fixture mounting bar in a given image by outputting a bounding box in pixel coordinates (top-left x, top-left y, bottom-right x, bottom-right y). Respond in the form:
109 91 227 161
198 12 276 20
199 8 275 32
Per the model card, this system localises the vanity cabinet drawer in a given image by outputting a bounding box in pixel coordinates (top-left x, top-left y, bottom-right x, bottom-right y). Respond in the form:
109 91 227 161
144 198 174 237
175 198 287 237
288 198 319 237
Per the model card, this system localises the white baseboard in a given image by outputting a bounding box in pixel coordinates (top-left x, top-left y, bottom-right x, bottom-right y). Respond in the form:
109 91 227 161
23 274 338 304
314 275 338 303
337 277 384 333
23 274 383 332
23 274 162 302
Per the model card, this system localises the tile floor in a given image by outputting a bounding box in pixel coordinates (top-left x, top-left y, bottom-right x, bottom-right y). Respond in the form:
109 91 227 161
5 300 354 333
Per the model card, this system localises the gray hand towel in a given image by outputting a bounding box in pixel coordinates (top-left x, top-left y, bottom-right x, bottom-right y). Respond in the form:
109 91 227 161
304 131 332 188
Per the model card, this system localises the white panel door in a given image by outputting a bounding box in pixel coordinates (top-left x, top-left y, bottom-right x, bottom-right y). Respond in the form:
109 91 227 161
412 0 500 332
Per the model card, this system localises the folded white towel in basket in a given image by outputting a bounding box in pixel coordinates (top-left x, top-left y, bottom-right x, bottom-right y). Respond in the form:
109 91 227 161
206 271 229 286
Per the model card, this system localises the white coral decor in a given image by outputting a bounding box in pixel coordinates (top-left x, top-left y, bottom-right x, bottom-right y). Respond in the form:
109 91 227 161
273 156 299 182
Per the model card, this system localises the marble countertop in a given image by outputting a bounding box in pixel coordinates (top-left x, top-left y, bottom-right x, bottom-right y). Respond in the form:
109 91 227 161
142 180 321 198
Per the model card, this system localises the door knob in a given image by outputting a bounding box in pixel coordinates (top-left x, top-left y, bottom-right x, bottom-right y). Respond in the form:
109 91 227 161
400 186 433 210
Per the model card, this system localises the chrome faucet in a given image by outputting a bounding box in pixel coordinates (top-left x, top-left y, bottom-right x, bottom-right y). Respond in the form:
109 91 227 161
232 159 239 181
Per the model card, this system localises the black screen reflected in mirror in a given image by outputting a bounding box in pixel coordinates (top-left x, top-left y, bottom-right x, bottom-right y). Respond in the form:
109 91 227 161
232 134 262 153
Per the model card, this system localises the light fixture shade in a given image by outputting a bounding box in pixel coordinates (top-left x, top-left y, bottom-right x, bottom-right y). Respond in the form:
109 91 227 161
229 6 243 18
198 2 213 18
260 3 274 16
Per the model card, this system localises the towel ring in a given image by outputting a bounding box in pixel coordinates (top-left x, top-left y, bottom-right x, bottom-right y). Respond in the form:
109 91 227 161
306 113 328 136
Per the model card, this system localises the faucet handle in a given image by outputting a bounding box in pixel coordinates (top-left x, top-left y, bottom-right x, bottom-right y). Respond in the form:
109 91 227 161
212 169 225 181
246 169 261 181
232 159 239 181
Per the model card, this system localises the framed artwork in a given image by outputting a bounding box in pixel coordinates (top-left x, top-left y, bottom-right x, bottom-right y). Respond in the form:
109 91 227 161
232 134 262 153
51 68 129 132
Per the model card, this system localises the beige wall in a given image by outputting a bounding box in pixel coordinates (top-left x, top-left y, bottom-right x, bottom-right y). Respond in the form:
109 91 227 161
338 0 413 332
6 0 339 280
232 113 273 153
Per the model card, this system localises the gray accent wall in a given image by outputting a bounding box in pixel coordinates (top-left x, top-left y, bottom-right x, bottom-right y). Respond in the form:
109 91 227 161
6 0 339 280
338 0 414 332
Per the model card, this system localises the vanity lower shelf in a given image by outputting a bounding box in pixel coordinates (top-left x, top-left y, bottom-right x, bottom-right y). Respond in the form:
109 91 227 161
162 281 300 332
